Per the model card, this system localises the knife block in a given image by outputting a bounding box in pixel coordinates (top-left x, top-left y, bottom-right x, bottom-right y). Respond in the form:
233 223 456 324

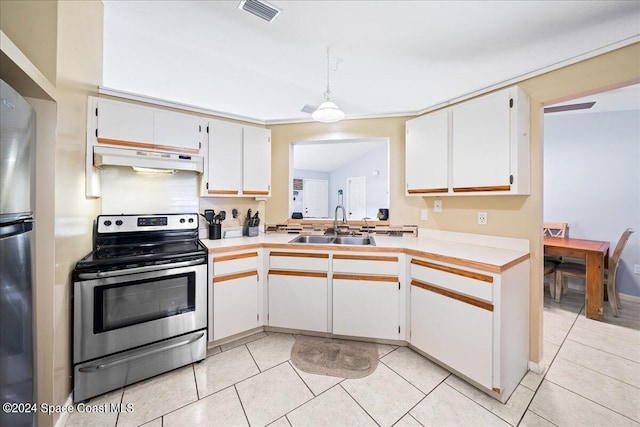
243 217 259 237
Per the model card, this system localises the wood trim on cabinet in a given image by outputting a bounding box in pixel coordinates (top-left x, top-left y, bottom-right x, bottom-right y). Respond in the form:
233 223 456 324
243 190 270 195
268 269 327 278
333 254 398 262
213 270 258 283
333 273 398 282
213 251 258 262
208 190 239 195
492 388 501 393
407 188 448 194
270 251 329 259
411 258 493 283
152 143 199 154
411 279 494 312
452 185 510 193
97 138 155 150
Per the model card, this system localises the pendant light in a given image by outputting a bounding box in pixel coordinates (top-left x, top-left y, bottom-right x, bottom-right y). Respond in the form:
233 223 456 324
312 47 345 123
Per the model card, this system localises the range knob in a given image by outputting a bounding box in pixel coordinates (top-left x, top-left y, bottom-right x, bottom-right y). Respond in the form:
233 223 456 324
180 218 186 224
103 220 112 226
115 220 123 226
188 218 194 223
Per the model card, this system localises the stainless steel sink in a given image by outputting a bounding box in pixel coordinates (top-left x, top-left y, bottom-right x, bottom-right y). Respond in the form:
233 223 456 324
289 235 336 244
288 235 376 246
332 236 376 246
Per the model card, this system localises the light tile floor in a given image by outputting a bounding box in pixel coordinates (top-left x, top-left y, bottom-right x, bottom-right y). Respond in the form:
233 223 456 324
66 291 640 427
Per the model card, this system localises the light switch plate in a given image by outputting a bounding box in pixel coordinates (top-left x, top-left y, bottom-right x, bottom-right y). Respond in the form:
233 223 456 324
634 264 640 275
421 209 428 220
434 200 442 212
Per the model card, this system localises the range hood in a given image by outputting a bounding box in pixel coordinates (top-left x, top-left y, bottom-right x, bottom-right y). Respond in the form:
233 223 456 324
94 146 204 174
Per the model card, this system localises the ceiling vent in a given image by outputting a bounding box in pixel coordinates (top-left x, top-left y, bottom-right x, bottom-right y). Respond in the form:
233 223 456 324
238 0 281 23
544 101 595 114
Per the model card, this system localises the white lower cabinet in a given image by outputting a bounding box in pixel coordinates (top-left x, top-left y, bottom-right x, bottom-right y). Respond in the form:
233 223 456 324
268 252 329 332
333 277 399 340
411 281 493 389
332 254 400 340
213 271 259 341
409 256 530 402
210 251 260 342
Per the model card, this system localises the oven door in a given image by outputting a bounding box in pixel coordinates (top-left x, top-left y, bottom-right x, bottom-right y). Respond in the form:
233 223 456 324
74 262 207 363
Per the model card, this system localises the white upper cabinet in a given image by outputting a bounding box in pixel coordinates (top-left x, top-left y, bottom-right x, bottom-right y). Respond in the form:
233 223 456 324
452 90 511 192
96 99 154 146
204 120 271 198
405 86 530 196
242 126 271 196
405 109 449 195
154 110 203 153
207 120 243 195
94 97 204 154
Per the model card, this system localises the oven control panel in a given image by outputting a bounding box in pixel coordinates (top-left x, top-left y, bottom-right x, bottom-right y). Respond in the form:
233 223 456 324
97 214 198 233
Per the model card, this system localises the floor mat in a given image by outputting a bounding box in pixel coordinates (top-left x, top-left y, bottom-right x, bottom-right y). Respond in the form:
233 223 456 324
290 335 378 379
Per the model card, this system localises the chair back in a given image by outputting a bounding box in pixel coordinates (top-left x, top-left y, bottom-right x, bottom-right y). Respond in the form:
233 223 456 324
543 222 567 238
611 228 634 271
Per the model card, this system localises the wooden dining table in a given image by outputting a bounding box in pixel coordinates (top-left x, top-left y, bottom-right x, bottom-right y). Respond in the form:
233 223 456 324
544 236 610 320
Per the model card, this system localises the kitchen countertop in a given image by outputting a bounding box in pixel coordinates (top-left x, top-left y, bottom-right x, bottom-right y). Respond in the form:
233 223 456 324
201 232 530 273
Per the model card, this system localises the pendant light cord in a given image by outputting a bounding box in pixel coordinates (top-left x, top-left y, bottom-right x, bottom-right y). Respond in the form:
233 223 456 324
323 46 343 101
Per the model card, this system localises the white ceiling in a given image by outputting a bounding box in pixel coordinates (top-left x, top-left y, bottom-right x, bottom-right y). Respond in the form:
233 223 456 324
294 139 387 173
102 1 640 124
545 83 640 115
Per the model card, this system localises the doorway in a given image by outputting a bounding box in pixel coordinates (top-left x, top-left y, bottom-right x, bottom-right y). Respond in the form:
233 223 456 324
302 179 329 218
346 176 366 220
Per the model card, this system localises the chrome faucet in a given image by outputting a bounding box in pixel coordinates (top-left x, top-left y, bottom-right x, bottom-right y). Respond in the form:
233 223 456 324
362 217 371 240
334 205 347 236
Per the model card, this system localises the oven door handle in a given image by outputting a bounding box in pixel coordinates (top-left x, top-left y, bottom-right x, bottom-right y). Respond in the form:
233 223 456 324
78 332 205 373
77 257 206 279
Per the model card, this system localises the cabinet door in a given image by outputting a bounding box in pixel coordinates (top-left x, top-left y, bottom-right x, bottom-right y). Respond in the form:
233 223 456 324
333 276 399 340
406 110 449 194
207 120 243 195
154 110 202 154
243 126 271 196
268 272 328 332
410 281 493 389
452 90 511 192
213 271 259 341
96 99 154 147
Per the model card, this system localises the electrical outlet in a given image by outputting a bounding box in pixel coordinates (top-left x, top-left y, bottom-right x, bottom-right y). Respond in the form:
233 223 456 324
434 200 442 212
634 264 640 275
477 212 488 225
421 209 428 220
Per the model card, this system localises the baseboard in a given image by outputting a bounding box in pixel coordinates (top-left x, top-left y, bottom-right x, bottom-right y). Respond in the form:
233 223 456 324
528 360 546 374
54 393 73 427
619 293 640 304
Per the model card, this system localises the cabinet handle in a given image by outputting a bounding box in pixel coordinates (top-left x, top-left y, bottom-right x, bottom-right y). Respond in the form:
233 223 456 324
411 279 493 312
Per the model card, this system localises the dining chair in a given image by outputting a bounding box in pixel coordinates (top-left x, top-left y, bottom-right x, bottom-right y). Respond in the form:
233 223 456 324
543 222 568 238
543 222 567 299
553 228 634 316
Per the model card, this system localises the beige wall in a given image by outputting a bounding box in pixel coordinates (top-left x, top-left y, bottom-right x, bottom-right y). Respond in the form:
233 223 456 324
53 0 103 421
0 0 57 84
267 43 640 363
2 1 103 425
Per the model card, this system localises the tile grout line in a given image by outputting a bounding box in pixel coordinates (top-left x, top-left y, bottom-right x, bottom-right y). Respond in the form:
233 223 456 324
337 383 382 427
442 382 517 426
564 332 640 364
233 384 252 427
540 379 640 424
191 364 200 400
287 360 323 398
550 352 640 390
516 301 584 419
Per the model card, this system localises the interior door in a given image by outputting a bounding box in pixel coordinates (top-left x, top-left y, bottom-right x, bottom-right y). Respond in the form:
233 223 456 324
347 176 366 219
303 179 328 218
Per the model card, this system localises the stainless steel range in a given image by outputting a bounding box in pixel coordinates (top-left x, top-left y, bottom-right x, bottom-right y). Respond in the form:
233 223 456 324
72 213 207 402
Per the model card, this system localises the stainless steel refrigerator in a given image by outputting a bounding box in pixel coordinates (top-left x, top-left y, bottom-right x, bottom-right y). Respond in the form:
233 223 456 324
0 79 36 427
